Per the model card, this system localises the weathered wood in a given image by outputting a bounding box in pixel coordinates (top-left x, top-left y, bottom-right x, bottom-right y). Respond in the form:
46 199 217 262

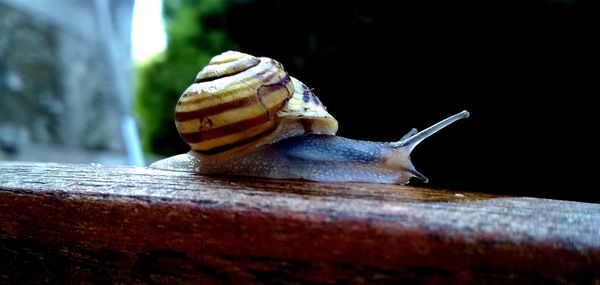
0 162 599 284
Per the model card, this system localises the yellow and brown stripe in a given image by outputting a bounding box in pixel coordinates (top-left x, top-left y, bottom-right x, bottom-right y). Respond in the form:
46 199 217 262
175 51 294 155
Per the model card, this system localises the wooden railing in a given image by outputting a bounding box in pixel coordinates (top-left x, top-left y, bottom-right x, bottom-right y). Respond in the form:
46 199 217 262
1 162 599 283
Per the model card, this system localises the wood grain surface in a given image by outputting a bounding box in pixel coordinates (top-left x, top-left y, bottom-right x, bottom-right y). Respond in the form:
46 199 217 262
1 162 599 284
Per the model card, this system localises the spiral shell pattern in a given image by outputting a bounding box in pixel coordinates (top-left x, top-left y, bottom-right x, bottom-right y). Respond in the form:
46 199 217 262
175 51 337 155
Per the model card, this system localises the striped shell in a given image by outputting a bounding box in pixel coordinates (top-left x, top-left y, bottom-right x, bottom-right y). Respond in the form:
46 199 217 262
175 51 338 155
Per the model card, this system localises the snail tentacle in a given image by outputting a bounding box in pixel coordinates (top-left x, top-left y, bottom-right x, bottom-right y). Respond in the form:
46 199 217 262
392 110 470 154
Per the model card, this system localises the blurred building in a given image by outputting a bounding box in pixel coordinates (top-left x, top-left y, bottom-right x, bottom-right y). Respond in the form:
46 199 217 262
0 0 135 164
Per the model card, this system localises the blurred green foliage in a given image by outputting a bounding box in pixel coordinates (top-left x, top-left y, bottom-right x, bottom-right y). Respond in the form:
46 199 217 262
135 0 238 155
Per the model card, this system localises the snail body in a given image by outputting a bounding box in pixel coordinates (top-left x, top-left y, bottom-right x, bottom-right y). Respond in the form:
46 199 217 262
150 51 469 185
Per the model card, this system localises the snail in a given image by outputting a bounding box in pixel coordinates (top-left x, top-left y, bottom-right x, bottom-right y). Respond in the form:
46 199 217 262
150 51 469 185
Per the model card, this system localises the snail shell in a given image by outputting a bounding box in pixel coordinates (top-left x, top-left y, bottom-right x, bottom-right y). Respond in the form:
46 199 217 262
174 51 337 155
152 51 469 185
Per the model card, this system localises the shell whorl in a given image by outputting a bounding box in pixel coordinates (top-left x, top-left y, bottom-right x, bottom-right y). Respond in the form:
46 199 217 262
175 51 337 155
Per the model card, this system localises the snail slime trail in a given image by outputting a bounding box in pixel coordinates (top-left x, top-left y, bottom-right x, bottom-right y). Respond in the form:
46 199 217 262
151 51 469 185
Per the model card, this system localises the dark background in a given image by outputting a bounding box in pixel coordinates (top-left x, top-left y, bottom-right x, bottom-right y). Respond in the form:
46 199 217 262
140 0 598 202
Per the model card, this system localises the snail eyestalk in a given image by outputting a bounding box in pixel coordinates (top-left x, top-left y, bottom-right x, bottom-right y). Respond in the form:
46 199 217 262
392 110 470 154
